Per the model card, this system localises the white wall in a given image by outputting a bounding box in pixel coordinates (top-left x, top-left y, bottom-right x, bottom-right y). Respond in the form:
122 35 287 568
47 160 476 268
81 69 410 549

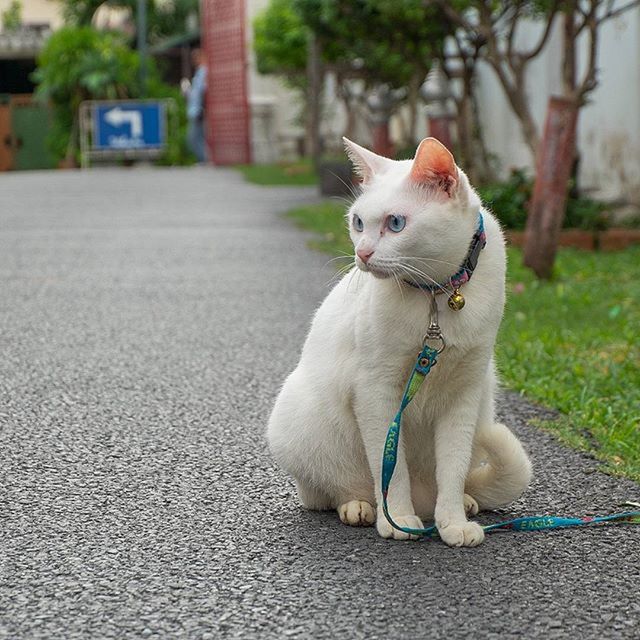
475 10 640 203
0 0 63 29
245 0 305 162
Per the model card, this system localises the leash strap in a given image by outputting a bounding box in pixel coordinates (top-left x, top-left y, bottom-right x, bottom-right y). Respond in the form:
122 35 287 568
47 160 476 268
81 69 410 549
380 346 640 539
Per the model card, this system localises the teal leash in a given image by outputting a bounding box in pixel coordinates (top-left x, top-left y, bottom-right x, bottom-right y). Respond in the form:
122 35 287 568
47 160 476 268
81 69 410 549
381 293 640 540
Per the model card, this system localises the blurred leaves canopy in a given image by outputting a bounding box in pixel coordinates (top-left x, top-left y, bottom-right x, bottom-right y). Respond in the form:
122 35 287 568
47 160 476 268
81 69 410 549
1 0 22 31
32 25 191 164
32 26 145 160
254 0 449 89
253 0 308 89
59 0 199 42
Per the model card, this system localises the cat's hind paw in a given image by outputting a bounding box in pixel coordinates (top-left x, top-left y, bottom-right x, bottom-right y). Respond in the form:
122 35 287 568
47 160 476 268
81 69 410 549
338 500 376 527
464 493 479 517
376 514 424 541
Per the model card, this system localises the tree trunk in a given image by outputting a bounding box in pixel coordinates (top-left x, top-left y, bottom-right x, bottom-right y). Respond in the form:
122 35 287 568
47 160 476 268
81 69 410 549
456 65 477 182
469 72 495 183
372 121 393 158
306 33 322 166
523 96 578 279
407 73 421 147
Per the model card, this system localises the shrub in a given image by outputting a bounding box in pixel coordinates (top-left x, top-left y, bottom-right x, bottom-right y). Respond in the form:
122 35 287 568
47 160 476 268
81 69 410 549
32 26 192 165
479 169 607 231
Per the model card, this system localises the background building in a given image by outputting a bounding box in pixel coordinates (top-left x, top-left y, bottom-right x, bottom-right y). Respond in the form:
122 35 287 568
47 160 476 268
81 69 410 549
0 0 62 170
202 0 640 205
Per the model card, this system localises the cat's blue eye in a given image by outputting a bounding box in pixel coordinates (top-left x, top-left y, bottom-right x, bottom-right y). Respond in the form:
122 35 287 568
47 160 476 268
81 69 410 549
352 214 364 232
387 215 406 233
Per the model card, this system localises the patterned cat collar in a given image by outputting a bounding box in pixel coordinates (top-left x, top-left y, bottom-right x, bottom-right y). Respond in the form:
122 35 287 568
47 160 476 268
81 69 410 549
404 211 487 311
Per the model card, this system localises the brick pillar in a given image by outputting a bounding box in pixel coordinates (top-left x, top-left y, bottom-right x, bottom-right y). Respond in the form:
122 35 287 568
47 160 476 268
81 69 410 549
201 0 251 165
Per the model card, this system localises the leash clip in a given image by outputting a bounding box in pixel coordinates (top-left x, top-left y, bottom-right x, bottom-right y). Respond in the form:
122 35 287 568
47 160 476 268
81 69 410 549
422 292 446 354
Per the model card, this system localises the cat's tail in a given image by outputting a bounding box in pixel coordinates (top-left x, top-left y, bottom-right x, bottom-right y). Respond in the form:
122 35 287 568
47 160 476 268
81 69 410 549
465 422 533 510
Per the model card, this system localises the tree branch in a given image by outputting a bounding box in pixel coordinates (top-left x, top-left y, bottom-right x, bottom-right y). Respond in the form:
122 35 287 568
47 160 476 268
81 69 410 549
507 3 523 60
597 0 640 23
521 1 561 61
576 14 600 102
436 1 477 35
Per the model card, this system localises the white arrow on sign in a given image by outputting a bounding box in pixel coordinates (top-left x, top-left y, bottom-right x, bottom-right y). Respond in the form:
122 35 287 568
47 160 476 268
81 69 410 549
104 106 143 137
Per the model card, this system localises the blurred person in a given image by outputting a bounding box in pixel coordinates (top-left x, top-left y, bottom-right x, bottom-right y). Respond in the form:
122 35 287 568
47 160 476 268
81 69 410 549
185 48 208 163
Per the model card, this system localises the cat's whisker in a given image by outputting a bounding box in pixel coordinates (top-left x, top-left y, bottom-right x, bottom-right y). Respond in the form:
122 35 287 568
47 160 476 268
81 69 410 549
402 265 450 296
387 269 404 301
330 195 356 209
323 255 355 268
346 266 363 295
396 256 461 269
396 262 452 297
326 261 355 286
330 172 362 203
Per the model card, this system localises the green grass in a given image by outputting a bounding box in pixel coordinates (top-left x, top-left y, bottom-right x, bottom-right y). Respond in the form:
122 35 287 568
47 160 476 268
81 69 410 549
285 201 640 482
235 159 318 186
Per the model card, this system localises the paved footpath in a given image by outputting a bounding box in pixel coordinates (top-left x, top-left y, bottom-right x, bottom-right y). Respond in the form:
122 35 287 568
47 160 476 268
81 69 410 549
1 167 639 639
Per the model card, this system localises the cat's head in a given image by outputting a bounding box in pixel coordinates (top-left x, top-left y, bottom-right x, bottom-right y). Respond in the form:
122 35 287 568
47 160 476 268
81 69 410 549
344 137 481 285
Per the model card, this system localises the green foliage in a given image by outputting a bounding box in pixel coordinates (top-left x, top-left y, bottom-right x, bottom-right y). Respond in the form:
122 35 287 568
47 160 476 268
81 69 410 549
478 169 608 231
293 0 447 87
32 26 192 164
286 201 353 255
236 160 317 186
284 199 640 482
253 0 308 89
477 170 531 230
33 27 143 160
146 80 194 166
1 0 22 31
499 246 640 482
254 0 448 90
60 0 199 43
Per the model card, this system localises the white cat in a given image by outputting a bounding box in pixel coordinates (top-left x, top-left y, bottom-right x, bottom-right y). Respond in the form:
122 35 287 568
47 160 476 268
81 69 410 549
267 137 532 546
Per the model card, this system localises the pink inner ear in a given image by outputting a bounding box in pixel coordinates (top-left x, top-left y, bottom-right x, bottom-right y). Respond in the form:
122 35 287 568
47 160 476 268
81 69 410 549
410 138 458 195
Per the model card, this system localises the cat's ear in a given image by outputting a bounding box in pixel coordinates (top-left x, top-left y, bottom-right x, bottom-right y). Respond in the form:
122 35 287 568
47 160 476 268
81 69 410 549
343 137 391 184
410 137 458 196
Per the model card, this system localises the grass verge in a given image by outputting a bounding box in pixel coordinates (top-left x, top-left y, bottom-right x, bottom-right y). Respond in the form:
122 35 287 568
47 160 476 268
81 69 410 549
235 159 317 186
285 201 640 482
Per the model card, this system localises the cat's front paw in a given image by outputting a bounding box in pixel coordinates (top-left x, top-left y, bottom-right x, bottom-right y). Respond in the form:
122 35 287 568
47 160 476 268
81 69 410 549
376 514 424 541
437 520 485 547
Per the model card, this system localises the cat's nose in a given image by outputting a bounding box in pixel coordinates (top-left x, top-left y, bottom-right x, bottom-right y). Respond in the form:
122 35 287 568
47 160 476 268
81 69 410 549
357 249 374 263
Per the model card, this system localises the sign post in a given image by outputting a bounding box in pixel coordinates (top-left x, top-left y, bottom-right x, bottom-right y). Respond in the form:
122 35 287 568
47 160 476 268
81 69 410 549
79 99 172 168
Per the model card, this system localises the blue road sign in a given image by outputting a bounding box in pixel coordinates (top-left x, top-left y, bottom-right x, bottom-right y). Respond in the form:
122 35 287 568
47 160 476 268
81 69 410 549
93 102 165 151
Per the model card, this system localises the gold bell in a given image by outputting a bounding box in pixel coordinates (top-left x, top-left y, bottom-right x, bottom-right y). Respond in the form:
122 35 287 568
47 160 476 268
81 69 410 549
448 289 465 311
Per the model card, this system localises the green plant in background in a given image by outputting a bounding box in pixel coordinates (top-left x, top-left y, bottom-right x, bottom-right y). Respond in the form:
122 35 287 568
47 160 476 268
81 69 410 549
32 27 143 163
236 159 317 186
59 0 199 43
1 0 22 31
478 169 608 232
32 26 192 166
146 79 193 167
477 169 531 230
254 0 308 91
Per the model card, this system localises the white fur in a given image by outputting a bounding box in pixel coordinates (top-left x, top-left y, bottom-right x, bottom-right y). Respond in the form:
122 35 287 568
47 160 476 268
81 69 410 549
267 139 532 546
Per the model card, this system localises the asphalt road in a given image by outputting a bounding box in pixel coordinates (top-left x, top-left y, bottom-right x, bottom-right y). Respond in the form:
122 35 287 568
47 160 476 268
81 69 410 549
1 167 639 639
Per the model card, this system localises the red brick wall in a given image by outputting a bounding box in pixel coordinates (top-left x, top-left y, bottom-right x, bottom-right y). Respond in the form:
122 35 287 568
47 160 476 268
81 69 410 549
201 0 251 165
